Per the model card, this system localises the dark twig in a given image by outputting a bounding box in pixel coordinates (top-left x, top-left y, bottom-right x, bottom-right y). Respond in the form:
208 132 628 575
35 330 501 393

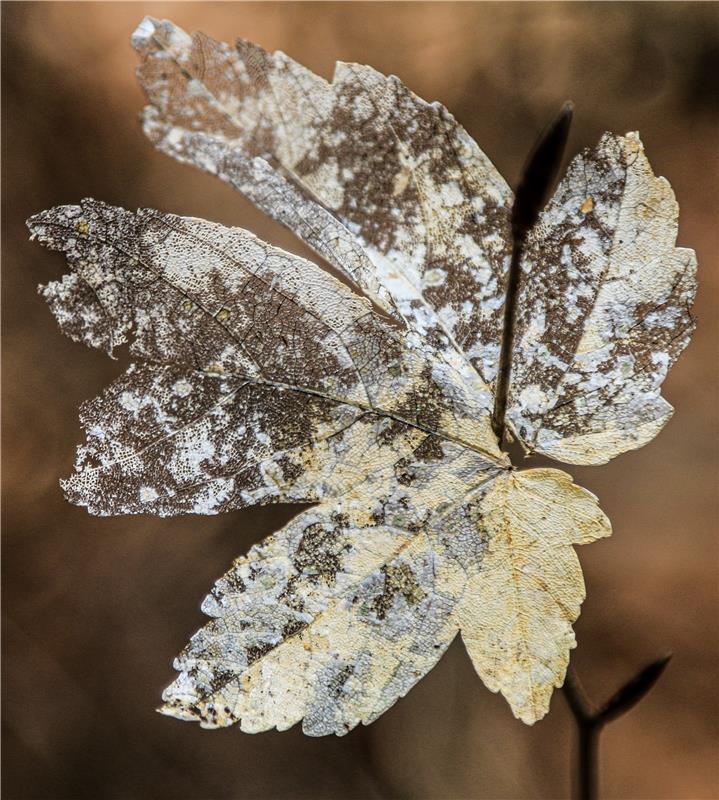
563 667 599 800
492 101 574 446
563 654 672 800
594 653 672 725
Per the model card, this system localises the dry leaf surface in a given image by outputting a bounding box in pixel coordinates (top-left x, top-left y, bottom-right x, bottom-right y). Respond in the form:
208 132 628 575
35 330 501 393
27 16 696 734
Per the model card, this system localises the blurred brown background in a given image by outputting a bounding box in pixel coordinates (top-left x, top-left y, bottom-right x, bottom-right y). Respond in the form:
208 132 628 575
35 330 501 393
2 3 718 798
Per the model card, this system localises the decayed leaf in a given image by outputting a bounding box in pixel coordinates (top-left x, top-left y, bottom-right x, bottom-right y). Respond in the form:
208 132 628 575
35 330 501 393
458 469 610 723
30 200 501 517
131 16 513 394
158 467 608 733
27 16 696 734
508 132 697 464
131 17 696 464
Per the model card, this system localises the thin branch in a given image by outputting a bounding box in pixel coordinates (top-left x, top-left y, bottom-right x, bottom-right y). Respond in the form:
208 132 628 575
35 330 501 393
491 236 524 444
492 101 574 446
563 654 672 800
563 665 594 723
595 653 672 725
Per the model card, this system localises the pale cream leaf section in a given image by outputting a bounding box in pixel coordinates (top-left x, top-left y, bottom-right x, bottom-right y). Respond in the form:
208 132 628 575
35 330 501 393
458 468 611 723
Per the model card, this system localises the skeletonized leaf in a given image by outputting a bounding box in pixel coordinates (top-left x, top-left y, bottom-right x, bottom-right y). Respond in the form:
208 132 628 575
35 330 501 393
137 128 402 322
160 467 608 733
508 132 697 464
27 16 697 734
161 499 463 735
458 469 610 723
132 16 513 390
29 197 605 728
29 199 502 516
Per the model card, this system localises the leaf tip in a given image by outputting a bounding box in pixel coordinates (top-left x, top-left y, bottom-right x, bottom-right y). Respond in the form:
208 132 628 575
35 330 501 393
26 209 51 238
131 16 159 52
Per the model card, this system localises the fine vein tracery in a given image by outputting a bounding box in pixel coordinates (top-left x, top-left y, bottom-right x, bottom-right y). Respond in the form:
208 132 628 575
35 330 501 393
27 16 696 735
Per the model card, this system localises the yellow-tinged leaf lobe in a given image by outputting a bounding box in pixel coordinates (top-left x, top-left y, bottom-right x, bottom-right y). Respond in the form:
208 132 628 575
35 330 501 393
458 468 611 724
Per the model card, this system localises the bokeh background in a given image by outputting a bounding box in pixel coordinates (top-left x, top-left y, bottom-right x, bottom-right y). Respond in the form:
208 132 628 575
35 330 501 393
3 3 718 798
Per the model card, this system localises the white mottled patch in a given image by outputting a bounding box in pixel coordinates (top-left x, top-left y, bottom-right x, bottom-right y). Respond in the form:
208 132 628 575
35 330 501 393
119 391 142 411
422 268 446 288
352 93 373 122
173 379 193 397
518 385 551 415
440 181 465 207
139 486 159 503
